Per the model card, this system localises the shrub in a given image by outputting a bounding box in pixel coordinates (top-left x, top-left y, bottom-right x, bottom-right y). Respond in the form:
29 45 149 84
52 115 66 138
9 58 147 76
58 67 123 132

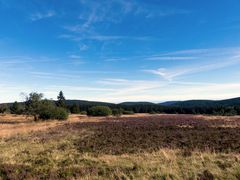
88 106 112 116
80 111 87 115
39 108 52 120
70 103 80 114
39 106 68 120
52 107 69 120
10 101 24 115
112 108 123 117
0 104 8 114
149 111 158 114
123 110 135 115
38 100 68 120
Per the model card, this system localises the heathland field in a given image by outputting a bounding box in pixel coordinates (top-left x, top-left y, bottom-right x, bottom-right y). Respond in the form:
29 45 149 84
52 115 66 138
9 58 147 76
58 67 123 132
0 114 240 179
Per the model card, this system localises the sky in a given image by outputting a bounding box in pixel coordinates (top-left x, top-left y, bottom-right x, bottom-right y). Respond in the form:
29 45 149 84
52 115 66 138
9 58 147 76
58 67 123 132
1 0 240 103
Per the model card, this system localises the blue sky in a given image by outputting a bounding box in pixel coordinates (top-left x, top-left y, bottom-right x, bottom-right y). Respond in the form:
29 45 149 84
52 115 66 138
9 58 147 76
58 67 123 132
1 0 240 103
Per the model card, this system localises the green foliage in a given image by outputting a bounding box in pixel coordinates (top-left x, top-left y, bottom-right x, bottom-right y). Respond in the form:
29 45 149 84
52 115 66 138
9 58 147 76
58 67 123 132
123 110 135 115
38 100 55 120
80 111 87 115
52 107 69 120
56 91 66 108
70 103 80 114
149 111 158 114
25 92 44 121
112 108 123 117
0 104 7 114
24 93 68 121
10 101 23 115
88 106 112 116
38 100 68 120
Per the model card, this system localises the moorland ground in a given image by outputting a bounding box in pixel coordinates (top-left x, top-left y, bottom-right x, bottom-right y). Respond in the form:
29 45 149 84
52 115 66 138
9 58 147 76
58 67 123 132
0 114 240 179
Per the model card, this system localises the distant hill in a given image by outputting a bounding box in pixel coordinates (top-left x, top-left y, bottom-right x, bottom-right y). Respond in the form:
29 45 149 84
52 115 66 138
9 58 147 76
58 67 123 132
161 97 240 107
1 100 115 107
159 101 181 106
119 102 155 106
219 97 240 106
65 100 115 106
2 97 240 108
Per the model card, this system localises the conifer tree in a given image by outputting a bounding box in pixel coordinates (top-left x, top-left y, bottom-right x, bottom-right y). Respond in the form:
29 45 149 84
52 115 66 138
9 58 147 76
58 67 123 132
56 91 66 108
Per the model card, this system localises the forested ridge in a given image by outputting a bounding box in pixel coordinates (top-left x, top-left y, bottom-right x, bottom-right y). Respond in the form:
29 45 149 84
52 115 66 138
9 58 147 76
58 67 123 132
2 95 240 116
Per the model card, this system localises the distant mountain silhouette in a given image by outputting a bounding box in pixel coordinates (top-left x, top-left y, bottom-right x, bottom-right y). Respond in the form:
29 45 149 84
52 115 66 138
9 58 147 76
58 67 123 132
159 97 240 107
65 100 114 106
119 102 155 106
159 101 181 106
2 97 240 108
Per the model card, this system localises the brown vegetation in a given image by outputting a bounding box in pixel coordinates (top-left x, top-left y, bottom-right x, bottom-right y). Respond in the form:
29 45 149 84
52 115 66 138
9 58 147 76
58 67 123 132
0 114 240 179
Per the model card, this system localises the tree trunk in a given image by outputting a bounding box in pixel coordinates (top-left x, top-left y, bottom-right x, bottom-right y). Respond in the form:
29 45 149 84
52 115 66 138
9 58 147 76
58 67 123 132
34 115 38 121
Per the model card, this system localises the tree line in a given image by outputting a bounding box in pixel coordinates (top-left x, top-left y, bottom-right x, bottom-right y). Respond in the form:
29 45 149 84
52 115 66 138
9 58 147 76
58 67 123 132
1 91 240 119
0 91 68 120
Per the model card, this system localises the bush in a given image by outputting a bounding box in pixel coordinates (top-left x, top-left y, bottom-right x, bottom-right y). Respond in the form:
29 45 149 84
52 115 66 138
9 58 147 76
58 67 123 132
70 103 80 114
10 102 24 115
123 110 135 115
39 107 68 120
38 100 68 120
52 107 69 120
112 108 123 117
149 111 158 114
0 104 8 114
88 106 112 116
80 111 87 115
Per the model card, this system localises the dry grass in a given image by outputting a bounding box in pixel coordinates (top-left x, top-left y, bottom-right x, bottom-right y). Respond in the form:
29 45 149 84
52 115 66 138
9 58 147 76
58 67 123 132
0 114 240 179
0 114 94 138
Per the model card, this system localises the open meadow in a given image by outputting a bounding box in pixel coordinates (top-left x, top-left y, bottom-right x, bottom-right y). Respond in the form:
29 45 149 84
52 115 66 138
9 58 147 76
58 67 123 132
0 114 240 179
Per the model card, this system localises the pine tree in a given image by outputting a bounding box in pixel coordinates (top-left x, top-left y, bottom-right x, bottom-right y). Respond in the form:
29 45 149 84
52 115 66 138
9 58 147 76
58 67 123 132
56 91 66 108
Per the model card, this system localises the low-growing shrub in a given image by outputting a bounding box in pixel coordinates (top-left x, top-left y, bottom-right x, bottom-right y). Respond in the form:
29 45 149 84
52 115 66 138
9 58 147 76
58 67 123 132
39 107 68 120
10 102 24 115
123 110 135 115
80 111 87 115
0 104 8 114
70 103 80 114
87 106 112 116
112 108 123 117
38 101 68 120
149 111 158 114
52 107 69 120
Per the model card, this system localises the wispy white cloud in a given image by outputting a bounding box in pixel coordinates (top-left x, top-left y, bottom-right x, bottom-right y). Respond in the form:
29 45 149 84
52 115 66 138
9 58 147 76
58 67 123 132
68 55 86 65
30 10 56 21
79 44 89 51
46 85 114 92
62 0 187 43
136 7 191 18
92 78 240 102
59 33 153 42
30 72 82 80
161 47 240 56
97 78 165 97
1 76 240 103
30 70 124 81
146 56 198 61
0 56 55 68
145 47 240 80
69 55 81 59
104 57 127 62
